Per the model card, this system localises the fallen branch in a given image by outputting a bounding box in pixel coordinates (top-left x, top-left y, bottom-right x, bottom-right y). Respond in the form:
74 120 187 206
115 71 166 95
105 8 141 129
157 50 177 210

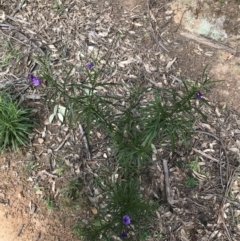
192 148 219 163
218 168 237 241
54 132 70 152
180 31 238 55
162 159 174 205
37 170 58 179
79 123 91 161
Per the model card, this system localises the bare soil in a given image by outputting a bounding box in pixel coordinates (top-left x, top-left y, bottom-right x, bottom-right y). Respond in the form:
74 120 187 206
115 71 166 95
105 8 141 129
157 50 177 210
0 0 240 240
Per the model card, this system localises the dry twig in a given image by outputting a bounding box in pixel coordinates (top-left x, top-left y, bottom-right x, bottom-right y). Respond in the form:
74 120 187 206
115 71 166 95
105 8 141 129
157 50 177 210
162 159 174 205
79 123 91 161
54 133 71 152
195 130 230 189
11 0 27 17
217 168 237 241
180 31 238 55
192 148 219 163
17 224 24 236
146 0 169 52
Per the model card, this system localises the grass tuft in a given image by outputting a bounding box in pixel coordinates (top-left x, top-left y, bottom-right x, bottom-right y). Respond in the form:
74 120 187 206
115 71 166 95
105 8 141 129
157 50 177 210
0 93 33 152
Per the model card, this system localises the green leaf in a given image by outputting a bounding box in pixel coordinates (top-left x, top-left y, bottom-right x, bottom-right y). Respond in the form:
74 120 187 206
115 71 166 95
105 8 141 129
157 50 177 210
49 113 55 123
53 105 58 115
58 105 66 116
57 112 64 122
151 143 157 154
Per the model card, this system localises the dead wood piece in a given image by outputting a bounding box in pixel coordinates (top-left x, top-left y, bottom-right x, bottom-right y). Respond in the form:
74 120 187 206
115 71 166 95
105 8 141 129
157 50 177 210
79 123 91 161
217 168 237 241
180 31 238 55
0 23 10 30
169 74 183 84
24 94 43 100
5 14 30 25
37 170 58 179
17 224 24 236
192 148 219 163
163 159 174 205
54 133 70 152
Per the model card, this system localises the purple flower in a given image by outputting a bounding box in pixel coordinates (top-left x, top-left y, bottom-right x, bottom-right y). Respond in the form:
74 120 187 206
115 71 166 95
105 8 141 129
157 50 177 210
195 91 203 99
29 74 41 86
86 61 94 69
122 215 131 225
120 231 127 238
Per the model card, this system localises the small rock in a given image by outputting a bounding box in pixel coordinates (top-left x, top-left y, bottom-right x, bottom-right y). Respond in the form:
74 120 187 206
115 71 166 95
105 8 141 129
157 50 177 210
18 191 24 199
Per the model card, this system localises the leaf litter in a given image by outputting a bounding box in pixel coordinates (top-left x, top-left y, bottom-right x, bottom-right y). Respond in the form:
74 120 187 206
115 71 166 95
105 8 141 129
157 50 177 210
0 0 240 240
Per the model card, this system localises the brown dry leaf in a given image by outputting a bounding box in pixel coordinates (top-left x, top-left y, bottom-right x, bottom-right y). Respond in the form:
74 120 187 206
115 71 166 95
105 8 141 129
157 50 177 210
36 189 43 195
215 107 221 117
192 148 219 163
103 12 111 21
180 229 190 241
236 140 240 149
150 10 157 22
166 57 177 71
199 123 214 132
192 170 206 181
228 147 239 154
0 10 6 22
91 207 98 215
144 63 157 73
118 57 134 68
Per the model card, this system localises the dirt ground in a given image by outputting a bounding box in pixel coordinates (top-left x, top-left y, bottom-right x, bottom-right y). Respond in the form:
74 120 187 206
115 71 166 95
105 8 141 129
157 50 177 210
0 0 240 240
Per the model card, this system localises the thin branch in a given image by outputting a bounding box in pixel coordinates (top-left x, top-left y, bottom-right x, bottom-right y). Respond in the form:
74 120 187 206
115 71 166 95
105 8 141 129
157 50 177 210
11 0 27 17
192 148 219 163
17 224 24 236
180 31 238 55
79 123 91 161
195 130 230 189
218 168 237 241
146 0 169 52
54 133 70 152
162 159 174 205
